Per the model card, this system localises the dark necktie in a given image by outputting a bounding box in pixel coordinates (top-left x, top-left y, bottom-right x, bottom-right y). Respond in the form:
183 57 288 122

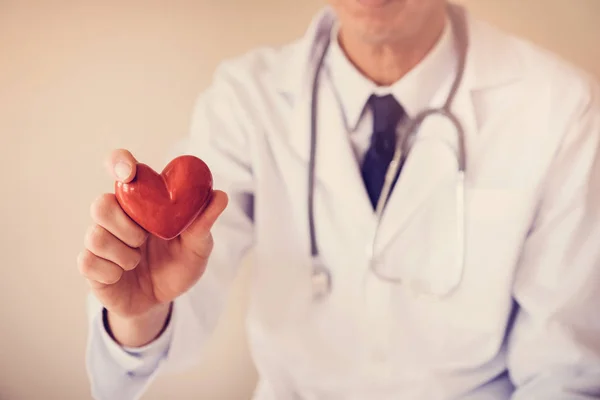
361 94 405 209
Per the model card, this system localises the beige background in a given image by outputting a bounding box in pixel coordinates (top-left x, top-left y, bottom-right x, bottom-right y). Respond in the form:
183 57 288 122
1 1 599 399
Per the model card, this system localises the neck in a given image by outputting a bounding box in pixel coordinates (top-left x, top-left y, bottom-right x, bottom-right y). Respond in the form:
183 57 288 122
337 13 447 86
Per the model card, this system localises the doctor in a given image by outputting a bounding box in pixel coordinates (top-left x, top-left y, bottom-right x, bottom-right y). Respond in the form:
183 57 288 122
79 0 600 399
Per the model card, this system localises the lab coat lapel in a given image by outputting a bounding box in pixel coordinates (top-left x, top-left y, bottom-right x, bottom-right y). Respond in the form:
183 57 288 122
282 7 375 242
375 78 478 253
373 4 522 253
311 83 376 220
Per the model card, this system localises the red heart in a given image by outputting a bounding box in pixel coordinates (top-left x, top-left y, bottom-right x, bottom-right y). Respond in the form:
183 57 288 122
115 155 213 240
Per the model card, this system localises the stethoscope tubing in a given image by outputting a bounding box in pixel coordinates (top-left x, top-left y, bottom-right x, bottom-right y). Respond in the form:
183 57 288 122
308 5 470 296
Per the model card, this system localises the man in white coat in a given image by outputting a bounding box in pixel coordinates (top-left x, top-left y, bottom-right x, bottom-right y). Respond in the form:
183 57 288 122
79 0 600 399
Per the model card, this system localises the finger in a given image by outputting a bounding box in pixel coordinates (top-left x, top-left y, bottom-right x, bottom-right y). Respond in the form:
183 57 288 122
185 190 228 237
180 190 228 253
84 225 142 271
105 148 138 183
77 249 124 285
90 193 148 248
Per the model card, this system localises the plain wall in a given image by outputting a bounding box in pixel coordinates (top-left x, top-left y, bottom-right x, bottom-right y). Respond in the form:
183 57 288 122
1 1 599 399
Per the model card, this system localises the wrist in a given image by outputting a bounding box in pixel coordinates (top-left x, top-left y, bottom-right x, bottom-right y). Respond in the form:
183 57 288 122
105 303 172 348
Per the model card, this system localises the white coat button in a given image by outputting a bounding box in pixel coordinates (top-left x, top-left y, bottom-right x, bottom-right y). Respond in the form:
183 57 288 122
311 267 331 300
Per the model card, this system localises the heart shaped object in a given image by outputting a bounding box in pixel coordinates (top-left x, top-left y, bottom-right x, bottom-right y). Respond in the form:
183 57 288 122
115 155 213 240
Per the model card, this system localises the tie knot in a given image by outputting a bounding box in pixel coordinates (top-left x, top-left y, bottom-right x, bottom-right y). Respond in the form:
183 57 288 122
369 94 404 134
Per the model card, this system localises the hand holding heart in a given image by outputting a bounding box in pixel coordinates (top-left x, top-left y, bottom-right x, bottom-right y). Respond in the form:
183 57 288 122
78 149 228 322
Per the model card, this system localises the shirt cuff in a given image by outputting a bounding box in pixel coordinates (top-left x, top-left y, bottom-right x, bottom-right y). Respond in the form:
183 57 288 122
98 307 174 376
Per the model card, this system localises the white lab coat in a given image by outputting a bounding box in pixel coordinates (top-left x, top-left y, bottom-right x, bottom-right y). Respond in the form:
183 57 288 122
86 4 600 399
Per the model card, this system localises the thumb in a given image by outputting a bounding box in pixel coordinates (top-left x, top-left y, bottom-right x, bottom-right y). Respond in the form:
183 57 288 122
179 190 229 255
106 148 138 183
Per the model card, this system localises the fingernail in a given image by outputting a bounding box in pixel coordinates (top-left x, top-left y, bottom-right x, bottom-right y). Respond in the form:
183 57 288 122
115 161 131 181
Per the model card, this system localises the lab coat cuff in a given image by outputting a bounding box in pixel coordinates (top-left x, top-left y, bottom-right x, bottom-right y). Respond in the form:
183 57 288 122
157 282 220 373
97 307 174 374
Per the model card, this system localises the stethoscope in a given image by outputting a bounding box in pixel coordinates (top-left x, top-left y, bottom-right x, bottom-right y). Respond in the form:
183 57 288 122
308 7 469 300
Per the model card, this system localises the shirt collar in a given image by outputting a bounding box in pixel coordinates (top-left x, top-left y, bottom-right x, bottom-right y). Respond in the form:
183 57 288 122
325 16 457 131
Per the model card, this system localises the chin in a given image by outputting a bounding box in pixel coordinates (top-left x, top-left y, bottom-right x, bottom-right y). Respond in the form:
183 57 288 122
335 0 444 44
355 0 396 8
349 16 403 43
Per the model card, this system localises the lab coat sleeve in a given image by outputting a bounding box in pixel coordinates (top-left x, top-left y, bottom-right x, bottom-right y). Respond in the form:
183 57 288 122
508 78 600 399
85 60 256 400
